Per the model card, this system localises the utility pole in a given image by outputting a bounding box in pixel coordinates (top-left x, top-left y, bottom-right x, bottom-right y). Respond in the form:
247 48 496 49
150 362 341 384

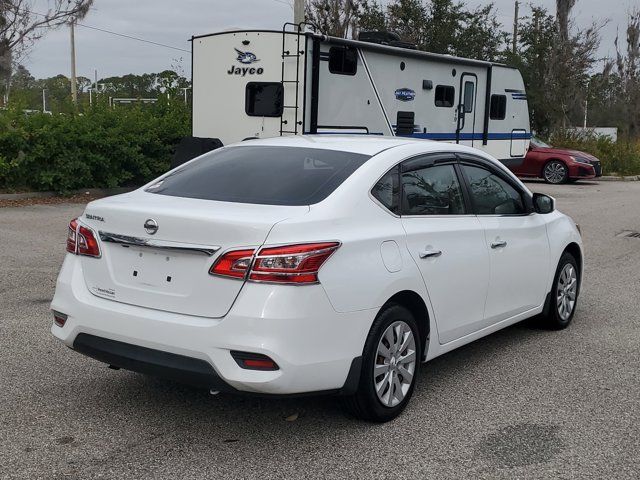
583 78 590 129
42 88 47 113
180 87 190 104
294 0 304 25
70 18 78 105
512 1 519 55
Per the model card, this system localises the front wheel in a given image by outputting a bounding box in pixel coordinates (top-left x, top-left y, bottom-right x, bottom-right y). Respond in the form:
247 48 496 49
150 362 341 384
541 252 580 329
344 304 421 422
543 160 569 184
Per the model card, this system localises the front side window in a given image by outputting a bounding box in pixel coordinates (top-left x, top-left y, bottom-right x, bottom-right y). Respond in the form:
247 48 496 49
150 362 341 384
148 146 370 206
461 164 525 215
371 166 399 214
328 47 358 75
245 82 283 117
434 85 455 107
401 164 465 215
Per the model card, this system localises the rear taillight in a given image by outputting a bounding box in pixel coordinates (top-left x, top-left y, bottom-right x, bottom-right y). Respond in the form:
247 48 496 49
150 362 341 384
209 248 255 278
66 218 101 258
66 219 78 253
251 242 340 284
210 242 340 285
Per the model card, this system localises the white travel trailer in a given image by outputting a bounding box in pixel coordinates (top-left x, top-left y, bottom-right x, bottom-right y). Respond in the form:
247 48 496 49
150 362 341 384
189 25 531 166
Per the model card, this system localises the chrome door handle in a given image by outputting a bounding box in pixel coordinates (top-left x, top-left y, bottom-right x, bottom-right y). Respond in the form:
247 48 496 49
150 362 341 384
491 241 507 249
419 249 442 259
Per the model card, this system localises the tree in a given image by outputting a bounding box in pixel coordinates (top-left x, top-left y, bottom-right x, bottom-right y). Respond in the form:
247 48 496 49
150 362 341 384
457 4 507 61
547 0 600 129
305 0 359 38
306 0 506 62
0 0 94 98
505 2 600 134
387 0 428 47
614 9 640 138
422 0 463 54
357 0 386 33
507 7 558 134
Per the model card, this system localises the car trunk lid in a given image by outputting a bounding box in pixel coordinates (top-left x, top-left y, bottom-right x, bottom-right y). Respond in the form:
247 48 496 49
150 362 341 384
78 191 308 318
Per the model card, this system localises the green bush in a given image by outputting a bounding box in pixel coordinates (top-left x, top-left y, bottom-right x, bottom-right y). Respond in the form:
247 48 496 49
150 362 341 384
549 131 640 176
0 100 190 194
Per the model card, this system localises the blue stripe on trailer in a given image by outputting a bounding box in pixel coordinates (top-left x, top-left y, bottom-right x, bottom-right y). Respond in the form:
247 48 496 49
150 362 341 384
403 132 532 141
312 132 532 140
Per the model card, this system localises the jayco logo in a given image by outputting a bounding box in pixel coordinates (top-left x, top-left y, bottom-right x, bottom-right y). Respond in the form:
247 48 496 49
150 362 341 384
235 48 259 64
227 47 264 76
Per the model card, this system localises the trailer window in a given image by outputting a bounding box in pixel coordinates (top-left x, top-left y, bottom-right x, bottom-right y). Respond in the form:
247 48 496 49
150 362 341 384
490 94 507 120
434 85 455 107
148 146 371 206
463 81 474 113
328 47 358 75
245 82 284 117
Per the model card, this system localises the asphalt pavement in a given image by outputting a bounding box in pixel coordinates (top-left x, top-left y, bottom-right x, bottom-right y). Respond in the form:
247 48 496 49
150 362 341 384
1 179 639 479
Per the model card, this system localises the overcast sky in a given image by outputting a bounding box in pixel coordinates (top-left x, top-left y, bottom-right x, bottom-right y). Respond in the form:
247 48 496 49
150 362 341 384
22 0 633 80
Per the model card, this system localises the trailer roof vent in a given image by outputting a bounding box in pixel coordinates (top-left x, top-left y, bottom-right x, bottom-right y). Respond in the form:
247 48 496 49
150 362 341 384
358 31 417 50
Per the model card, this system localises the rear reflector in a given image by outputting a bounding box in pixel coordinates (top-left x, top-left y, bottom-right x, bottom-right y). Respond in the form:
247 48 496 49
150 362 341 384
230 351 279 371
52 311 68 327
209 242 340 285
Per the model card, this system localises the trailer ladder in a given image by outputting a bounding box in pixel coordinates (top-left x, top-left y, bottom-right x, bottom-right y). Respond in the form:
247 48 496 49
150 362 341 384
279 22 307 136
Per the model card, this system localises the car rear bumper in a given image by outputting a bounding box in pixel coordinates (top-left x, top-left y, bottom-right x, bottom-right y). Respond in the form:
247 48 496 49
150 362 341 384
51 255 374 395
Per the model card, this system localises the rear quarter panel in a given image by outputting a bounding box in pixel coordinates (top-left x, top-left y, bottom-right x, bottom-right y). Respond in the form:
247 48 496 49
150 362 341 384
262 145 434 315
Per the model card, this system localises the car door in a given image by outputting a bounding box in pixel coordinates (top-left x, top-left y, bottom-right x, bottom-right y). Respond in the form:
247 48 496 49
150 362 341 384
458 157 550 324
399 154 490 344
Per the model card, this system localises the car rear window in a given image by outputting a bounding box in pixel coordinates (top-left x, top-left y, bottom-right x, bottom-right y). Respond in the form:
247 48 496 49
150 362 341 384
147 146 371 206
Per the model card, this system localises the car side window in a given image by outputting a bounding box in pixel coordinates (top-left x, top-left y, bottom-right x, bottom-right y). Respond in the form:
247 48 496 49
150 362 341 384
401 164 466 215
371 165 399 214
461 164 525 215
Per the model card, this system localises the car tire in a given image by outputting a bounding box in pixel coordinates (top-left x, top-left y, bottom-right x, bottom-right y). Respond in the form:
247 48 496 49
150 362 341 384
540 252 580 329
343 303 421 422
543 160 569 184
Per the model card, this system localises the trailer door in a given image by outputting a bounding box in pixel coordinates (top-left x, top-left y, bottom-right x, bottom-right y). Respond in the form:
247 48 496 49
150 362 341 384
456 74 478 147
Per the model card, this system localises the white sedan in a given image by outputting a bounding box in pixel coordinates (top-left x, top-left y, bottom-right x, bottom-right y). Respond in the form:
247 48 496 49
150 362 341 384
51 136 583 422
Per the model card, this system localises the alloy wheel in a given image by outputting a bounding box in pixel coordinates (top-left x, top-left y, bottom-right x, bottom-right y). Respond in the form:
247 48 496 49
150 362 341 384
544 162 567 184
374 320 417 408
556 263 577 321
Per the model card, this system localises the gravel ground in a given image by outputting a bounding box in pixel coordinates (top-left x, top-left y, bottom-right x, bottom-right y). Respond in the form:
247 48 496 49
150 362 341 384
1 180 639 479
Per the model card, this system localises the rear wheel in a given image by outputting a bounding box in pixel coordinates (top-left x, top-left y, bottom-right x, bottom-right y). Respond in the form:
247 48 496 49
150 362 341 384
541 252 579 329
344 304 420 422
543 160 569 184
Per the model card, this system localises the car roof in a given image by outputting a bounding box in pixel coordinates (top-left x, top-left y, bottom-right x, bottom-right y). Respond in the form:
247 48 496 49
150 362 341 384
231 135 432 156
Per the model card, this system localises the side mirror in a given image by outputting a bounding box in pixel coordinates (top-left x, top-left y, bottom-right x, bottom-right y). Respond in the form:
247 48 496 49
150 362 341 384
533 193 555 214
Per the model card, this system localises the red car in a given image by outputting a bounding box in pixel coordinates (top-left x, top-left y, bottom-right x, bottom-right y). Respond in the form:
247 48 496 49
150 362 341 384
510 137 602 184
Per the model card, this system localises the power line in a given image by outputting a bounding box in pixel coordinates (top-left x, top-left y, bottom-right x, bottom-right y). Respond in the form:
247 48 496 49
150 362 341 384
270 0 294 8
24 9 190 53
73 23 190 53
